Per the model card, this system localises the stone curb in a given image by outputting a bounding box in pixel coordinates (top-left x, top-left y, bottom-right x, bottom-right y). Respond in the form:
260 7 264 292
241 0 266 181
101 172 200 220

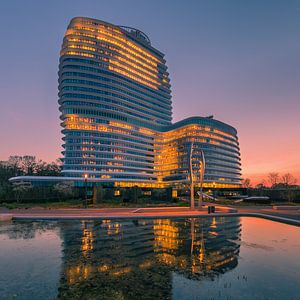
9 212 300 226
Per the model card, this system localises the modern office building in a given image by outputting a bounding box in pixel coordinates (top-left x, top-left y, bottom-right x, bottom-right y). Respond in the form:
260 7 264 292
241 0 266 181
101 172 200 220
59 17 241 189
10 17 241 190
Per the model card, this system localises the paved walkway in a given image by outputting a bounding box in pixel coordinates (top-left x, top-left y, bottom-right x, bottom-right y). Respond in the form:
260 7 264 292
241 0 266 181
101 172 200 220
0 206 222 220
236 206 300 221
1 205 300 226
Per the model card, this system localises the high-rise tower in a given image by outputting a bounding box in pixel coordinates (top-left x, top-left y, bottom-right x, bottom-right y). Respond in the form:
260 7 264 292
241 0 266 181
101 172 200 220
59 17 172 185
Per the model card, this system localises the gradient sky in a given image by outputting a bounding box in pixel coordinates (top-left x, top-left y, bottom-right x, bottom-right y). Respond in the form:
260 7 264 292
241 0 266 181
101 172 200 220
0 0 299 185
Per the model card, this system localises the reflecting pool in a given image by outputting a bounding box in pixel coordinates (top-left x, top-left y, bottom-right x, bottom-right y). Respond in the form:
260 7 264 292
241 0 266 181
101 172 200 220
0 217 299 300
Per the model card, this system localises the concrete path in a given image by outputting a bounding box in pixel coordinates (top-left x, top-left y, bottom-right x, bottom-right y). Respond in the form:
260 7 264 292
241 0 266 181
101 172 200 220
1 206 223 220
1 205 299 226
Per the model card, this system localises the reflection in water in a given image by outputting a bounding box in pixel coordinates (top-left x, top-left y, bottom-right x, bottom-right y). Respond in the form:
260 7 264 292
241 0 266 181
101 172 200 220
0 221 58 240
58 217 241 299
2 217 298 299
0 222 62 300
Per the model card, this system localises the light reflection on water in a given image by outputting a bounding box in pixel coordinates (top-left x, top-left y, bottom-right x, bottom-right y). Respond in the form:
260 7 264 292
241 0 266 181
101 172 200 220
0 217 299 300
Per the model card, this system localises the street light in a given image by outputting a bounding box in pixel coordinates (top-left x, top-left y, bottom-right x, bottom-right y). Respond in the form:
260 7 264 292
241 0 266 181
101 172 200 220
84 174 88 208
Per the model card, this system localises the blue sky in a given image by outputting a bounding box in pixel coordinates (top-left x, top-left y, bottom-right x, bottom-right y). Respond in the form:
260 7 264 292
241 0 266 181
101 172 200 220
0 0 299 182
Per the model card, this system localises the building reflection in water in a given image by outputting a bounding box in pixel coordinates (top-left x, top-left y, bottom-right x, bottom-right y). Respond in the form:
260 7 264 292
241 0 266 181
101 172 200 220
58 217 241 299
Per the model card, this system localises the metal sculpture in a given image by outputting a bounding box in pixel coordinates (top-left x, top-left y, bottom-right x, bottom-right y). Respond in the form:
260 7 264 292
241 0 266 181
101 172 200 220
189 142 206 209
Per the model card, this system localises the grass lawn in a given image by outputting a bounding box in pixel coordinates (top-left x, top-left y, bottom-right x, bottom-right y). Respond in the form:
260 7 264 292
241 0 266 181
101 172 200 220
0 199 190 209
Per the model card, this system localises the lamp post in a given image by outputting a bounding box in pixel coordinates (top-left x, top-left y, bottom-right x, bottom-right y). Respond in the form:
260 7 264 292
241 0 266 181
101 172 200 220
84 174 88 208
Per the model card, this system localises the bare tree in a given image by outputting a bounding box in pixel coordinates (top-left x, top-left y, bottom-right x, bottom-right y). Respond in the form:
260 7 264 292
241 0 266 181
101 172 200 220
281 173 297 186
242 178 252 188
280 173 297 202
6 156 61 177
7 156 23 176
21 156 37 175
268 172 279 187
8 156 22 168
7 155 37 175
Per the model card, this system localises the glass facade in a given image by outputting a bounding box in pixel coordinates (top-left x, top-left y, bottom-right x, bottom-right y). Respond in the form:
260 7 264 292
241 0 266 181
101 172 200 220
59 17 241 188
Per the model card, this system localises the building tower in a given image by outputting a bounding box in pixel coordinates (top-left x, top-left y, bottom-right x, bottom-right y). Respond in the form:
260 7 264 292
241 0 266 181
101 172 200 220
59 17 172 186
57 17 242 189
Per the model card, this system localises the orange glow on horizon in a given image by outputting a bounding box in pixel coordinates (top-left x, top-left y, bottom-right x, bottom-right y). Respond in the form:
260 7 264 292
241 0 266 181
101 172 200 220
236 145 300 185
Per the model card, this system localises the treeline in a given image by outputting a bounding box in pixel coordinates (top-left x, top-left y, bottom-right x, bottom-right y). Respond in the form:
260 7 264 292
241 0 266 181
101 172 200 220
242 172 299 202
242 172 298 189
0 156 64 202
0 155 61 180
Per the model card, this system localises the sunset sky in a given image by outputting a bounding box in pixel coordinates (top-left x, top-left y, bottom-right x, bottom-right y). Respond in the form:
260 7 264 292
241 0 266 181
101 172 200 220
0 0 299 185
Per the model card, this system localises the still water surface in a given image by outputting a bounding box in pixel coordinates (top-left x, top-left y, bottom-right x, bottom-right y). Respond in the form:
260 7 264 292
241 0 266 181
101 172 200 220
0 217 299 300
